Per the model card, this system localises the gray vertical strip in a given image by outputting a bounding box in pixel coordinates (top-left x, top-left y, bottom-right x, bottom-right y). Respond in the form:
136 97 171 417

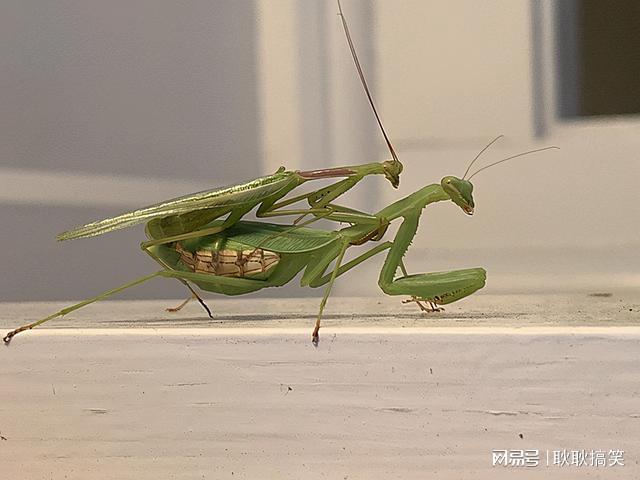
296 2 332 168
530 0 547 137
555 0 580 118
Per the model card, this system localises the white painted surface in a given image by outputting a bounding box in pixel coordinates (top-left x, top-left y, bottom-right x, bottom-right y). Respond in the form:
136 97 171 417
1 296 639 479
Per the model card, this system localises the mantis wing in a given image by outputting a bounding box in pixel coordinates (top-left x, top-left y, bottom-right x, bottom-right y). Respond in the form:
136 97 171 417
222 221 337 254
57 170 299 241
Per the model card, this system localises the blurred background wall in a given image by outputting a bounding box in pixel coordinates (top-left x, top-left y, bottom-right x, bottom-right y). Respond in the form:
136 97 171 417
1 0 638 301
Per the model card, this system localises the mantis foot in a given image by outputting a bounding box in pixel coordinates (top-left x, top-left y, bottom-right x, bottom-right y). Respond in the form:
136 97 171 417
312 323 321 347
166 290 213 319
3 324 32 345
166 296 193 313
402 297 444 312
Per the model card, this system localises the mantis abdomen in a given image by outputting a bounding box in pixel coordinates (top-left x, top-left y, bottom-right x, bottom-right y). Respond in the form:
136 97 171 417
175 242 280 278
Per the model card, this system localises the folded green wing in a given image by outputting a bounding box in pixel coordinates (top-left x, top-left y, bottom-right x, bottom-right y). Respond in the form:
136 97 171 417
57 171 297 241
224 221 337 253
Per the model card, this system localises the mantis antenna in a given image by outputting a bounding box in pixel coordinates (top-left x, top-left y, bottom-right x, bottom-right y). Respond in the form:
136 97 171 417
462 135 504 180
337 0 399 164
467 146 559 180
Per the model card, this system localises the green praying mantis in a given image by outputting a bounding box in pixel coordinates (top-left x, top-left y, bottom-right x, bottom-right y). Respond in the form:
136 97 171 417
3 1 557 345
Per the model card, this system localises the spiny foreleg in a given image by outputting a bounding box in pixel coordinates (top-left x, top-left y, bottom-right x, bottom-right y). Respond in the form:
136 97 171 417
378 214 486 307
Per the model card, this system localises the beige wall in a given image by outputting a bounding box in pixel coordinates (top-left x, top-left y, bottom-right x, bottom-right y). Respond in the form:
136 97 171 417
1 1 637 300
374 0 638 244
258 0 639 295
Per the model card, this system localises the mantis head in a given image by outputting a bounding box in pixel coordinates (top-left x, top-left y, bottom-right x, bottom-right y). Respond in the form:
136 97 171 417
383 159 403 188
441 176 475 215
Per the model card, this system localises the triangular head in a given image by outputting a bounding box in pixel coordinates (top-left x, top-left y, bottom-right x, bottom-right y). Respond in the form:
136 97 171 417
441 176 475 215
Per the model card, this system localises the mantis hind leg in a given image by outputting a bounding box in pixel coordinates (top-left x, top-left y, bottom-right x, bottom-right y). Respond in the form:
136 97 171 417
3 272 163 344
263 172 384 225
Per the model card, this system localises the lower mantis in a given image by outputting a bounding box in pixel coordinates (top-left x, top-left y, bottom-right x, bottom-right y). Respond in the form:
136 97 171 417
3 142 556 345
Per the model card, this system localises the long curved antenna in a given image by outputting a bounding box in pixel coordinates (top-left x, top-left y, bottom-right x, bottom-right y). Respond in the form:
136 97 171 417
462 135 504 179
337 0 399 164
467 146 559 180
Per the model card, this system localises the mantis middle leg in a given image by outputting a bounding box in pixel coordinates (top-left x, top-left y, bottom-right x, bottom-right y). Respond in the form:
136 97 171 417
301 240 393 345
164 281 213 317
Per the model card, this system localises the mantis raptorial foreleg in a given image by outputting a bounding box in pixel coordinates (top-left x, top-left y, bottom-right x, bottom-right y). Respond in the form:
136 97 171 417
289 173 381 224
377 214 486 306
256 173 381 224
253 159 400 221
256 169 391 227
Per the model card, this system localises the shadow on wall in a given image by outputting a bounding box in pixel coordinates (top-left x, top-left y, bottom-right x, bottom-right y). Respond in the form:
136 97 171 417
0 1 264 300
